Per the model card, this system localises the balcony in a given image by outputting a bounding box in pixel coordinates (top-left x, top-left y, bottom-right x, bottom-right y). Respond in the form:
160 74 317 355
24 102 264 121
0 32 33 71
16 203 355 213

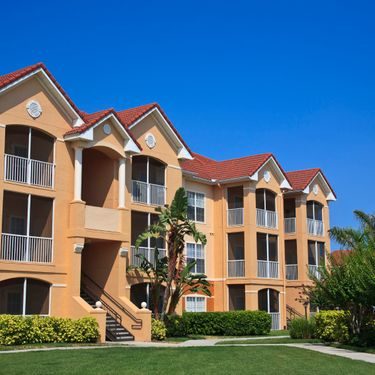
307 218 324 236
4 154 55 189
132 181 166 206
256 209 278 229
257 260 279 278
284 217 296 233
1 233 53 263
227 259 245 277
308 264 321 279
227 208 244 226
84 205 121 232
130 246 166 267
285 264 298 280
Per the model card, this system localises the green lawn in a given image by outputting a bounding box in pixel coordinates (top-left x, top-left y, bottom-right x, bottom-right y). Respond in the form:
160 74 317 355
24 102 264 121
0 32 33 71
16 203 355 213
216 337 322 345
0 346 373 374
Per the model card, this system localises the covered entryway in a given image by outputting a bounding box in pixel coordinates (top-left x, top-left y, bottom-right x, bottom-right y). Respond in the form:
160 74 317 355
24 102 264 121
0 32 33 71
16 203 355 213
130 283 165 315
258 288 280 330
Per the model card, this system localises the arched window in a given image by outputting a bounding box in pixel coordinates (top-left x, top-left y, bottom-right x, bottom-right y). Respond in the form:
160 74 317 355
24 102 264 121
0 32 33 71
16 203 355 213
132 156 166 205
256 189 277 229
306 201 323 221
130 283 165 314
4 126 55 188
0 278 50 315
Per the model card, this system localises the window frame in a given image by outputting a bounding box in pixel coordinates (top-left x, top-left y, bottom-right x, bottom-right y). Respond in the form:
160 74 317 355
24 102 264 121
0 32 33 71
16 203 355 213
185 295 207 313
187 191 206 223
186 242 206 274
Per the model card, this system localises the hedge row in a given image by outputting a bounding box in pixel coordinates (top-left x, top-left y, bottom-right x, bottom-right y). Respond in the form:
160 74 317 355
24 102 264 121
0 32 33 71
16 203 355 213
166 311 271 337
0 315 99 346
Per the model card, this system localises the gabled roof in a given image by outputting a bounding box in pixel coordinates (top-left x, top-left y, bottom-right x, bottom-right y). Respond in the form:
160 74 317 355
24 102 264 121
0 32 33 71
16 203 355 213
117 103 193 159
286 168 336 199
182 152 291 188
0 63 84 126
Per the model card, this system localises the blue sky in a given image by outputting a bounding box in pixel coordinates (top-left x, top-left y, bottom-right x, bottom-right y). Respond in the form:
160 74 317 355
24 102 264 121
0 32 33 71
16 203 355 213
1 1 374 248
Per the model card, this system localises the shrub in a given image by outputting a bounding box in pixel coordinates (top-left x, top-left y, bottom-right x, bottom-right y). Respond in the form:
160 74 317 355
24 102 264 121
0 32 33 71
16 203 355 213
151 319 167 341
0 315 99 346
314 310 350 343
289 318 316 339
165 315 187 337
174 311 271 337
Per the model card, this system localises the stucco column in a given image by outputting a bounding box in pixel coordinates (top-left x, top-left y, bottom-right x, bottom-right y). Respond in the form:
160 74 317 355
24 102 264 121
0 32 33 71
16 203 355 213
118 158 126 208
74 147 83 201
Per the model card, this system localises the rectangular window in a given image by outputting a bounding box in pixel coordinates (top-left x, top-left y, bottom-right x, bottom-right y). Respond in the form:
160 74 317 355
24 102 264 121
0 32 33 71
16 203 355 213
187 191 205 222
186 243 205 273
185 296 206 312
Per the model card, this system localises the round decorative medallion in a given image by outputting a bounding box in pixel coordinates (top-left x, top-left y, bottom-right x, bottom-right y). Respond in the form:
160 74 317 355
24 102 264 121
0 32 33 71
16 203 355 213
145 133 156 149
103 124 112 135
313 184 319 195
26 100 42 118
264 170 271 183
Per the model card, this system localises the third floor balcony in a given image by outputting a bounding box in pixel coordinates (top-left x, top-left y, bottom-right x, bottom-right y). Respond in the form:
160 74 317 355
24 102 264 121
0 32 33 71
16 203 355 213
4 126 55 189
227 186 244 226
256 189 278 229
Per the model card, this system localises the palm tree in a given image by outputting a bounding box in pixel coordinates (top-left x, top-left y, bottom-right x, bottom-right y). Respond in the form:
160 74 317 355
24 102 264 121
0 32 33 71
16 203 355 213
135 187 208 317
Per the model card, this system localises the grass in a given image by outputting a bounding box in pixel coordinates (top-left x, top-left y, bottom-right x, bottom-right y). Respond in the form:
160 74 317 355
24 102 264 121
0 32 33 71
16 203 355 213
216 337 322 345
165 335 206 343
330 343 375 354
0 346 373 374
0 342 105 351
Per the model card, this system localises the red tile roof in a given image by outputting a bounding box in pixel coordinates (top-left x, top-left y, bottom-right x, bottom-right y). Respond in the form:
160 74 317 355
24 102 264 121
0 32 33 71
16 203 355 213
286 168 321 190
0 62 82 118
331 250 351 265
286 168 336 197
182 152 277 181
117 103 193 156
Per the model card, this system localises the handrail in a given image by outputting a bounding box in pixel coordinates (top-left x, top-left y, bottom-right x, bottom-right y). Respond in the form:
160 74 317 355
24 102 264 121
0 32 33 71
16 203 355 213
286 304 304 319
81 272 142 329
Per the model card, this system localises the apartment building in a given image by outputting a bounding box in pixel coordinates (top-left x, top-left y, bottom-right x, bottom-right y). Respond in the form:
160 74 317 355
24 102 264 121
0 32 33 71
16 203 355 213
0 63 336 341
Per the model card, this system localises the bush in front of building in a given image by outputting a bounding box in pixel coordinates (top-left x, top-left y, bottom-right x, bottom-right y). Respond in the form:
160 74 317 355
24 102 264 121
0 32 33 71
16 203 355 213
289 318 316 339
164 315 188 337
314 310 350 343
0 315 99 345
166 311 271 337
151 318 167 341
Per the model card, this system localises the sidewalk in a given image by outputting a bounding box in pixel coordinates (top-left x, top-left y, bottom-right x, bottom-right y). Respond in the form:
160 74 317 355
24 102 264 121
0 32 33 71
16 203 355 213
0 337 374 364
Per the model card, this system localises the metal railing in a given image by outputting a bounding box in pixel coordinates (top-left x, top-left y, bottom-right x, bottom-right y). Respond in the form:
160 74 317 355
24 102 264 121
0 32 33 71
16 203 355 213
307 218 324 236
285 264 298 280
132 180 166 206
227 260 245 277
130 246 167 267
308 264 321 279
1 233 53 263
284 217 296 233
257 260 279 278
4 154 54 188
256 208 278 229
269 312 280 330
227 208 244 226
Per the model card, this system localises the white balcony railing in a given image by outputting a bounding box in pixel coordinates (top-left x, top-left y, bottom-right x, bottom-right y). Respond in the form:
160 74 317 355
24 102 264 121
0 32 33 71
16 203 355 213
227 208 244 226
1 233 53 263
257 260 279 278
256 208 278 229
308 264 321 279
131 246 166 267
285 264 298 280
227 260 245 277
284 217 296 233
307 218 324 236
269 312 280 330
132 180 166 206
4 154 54 188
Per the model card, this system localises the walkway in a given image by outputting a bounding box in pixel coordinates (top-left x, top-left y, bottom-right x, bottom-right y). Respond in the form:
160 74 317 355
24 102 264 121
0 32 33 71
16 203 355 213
0 337 374 364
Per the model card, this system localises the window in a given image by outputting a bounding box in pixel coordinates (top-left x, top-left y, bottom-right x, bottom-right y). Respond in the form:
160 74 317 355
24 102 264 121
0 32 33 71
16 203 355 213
0 278 50 315
257 233 278 262
308 241 325 266
256 189 276 211
307 201 323 221
186 243 205 273
187 191 205 222
185 296 206 312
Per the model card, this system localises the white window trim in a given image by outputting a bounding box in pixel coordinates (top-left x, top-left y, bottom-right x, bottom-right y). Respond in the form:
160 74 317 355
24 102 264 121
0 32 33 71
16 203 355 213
187 190 206 224
186 242 206 274
184 295 207 313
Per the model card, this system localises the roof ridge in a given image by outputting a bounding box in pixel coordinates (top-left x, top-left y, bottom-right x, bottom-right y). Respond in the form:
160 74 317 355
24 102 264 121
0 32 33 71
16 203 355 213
215 152 272 164
286 167 320 174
